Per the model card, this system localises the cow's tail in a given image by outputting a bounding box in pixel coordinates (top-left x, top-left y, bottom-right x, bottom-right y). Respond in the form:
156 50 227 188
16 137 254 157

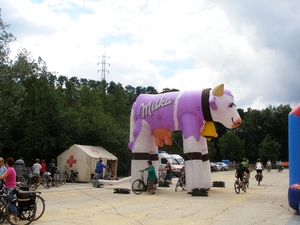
128 102 136 150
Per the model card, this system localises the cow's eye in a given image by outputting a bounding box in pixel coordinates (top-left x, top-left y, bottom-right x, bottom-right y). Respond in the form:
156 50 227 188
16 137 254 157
228 103 236 108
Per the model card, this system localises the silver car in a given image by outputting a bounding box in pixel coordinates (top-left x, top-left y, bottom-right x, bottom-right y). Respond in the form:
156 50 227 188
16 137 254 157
215 162 229 171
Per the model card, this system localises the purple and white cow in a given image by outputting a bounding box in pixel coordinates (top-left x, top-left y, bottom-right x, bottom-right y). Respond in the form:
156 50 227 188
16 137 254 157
128 84 242 192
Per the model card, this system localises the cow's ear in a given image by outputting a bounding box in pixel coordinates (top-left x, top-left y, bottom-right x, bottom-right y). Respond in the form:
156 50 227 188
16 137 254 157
209 96 218 110
212 84 224 96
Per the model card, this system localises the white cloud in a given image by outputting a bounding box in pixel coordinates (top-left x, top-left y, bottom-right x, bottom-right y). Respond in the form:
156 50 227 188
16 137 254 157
2 0 300 110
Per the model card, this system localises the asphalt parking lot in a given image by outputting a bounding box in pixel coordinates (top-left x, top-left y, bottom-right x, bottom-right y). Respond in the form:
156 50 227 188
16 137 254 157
30 169 300 225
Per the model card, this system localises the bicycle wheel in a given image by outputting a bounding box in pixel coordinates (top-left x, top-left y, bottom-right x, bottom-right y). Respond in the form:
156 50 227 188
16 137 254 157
42 175 51 189
58 173 67 186
181 180 186 190
175 177 181 192
6 202 35 225
234 180 240 194
34 195 45 221
18 176 29 189
243 176 249 188
0 198 9 224
132 179 145 195
70 174 79 183
29 176 38 191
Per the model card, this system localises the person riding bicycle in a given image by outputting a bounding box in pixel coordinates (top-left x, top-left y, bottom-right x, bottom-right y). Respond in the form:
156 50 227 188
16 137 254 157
235 163 247 191
255 158 264 181
241 158 250 181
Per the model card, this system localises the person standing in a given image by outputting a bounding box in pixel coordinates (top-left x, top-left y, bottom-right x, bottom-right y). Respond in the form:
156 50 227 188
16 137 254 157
95 157 107 177
32 158 42 181
266 160 272 172
143 160 157 195
165 161 173 184
277 160 283 172
14 157 25 182
40 159 47 177
0 157 18 224
0 157 7 176
48 159 57 186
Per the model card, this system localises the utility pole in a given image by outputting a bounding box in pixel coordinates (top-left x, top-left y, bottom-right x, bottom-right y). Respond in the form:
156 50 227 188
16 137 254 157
97 47 110 81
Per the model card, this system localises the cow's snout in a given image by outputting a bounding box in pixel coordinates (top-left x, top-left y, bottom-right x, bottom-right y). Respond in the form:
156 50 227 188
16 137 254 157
231 118 242 128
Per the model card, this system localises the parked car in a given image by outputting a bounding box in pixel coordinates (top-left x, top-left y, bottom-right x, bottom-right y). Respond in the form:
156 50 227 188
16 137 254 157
215 162 229 171
170 154 184 166
210 163 218 172
158 152 183 177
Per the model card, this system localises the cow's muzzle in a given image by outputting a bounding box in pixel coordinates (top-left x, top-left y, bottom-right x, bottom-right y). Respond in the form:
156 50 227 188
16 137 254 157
231 118 242 128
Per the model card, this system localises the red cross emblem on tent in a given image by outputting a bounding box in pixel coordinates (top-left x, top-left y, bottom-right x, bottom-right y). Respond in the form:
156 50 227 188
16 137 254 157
91 148 100 154
67 155 77 167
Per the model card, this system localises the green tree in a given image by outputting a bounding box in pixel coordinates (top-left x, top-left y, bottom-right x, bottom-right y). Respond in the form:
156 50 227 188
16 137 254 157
235 108 264 161
258 134 281 162
207 140 217 162
218 132 245 161
0 9 16 64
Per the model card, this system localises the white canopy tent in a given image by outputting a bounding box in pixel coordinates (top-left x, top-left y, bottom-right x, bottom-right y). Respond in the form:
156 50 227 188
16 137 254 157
57 144 118 182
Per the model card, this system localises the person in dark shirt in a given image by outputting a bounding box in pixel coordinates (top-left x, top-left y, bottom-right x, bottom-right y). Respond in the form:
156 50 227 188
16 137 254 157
14 157 25 182
235 163 247 191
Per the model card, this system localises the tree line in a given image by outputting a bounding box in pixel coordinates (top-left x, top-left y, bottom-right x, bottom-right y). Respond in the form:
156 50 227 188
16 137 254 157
0 10 290 175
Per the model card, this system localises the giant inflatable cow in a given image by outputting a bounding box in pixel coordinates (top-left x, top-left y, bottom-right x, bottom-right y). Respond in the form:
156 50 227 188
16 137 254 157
128 84 242 192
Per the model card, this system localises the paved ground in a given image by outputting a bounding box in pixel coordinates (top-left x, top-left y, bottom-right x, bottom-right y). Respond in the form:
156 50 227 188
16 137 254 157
29 169 300 225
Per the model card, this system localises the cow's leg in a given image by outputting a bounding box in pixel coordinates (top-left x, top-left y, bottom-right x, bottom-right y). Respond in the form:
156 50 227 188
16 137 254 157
183 136 212 193
131 120 153 183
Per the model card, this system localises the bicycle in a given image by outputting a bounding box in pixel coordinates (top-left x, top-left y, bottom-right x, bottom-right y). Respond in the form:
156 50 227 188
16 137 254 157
255 173 263 186
91 170 114 187
132 170 157 195
3 180 45 222
18 169 39 191
32 191 45 221
234 176 247 194
175 172 186 192
0 189 37 225
244 172 249 188
58 166 79 184
41 172 58 189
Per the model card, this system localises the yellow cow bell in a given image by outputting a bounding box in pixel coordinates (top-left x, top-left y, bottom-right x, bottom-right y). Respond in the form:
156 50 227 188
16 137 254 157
201 121 218 141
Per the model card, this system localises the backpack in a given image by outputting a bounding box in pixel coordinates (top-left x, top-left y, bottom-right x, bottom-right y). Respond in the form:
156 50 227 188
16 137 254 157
48 163 56 173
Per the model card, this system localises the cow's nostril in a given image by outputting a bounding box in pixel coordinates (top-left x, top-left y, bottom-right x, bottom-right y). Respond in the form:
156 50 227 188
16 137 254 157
232 118 242 128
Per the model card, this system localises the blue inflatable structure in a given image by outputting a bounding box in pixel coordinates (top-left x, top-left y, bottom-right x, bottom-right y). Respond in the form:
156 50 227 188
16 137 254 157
288 103 300 213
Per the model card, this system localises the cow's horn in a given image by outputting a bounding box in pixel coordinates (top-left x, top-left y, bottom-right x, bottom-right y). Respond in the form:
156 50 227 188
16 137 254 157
212 84 224 96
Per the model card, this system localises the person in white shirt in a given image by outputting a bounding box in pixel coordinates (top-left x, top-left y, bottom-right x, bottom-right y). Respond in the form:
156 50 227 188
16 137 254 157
255 158 264 182
32 158 42 181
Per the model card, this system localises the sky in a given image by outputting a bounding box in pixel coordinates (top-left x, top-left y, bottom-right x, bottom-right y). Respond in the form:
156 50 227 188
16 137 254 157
1 0 300 110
